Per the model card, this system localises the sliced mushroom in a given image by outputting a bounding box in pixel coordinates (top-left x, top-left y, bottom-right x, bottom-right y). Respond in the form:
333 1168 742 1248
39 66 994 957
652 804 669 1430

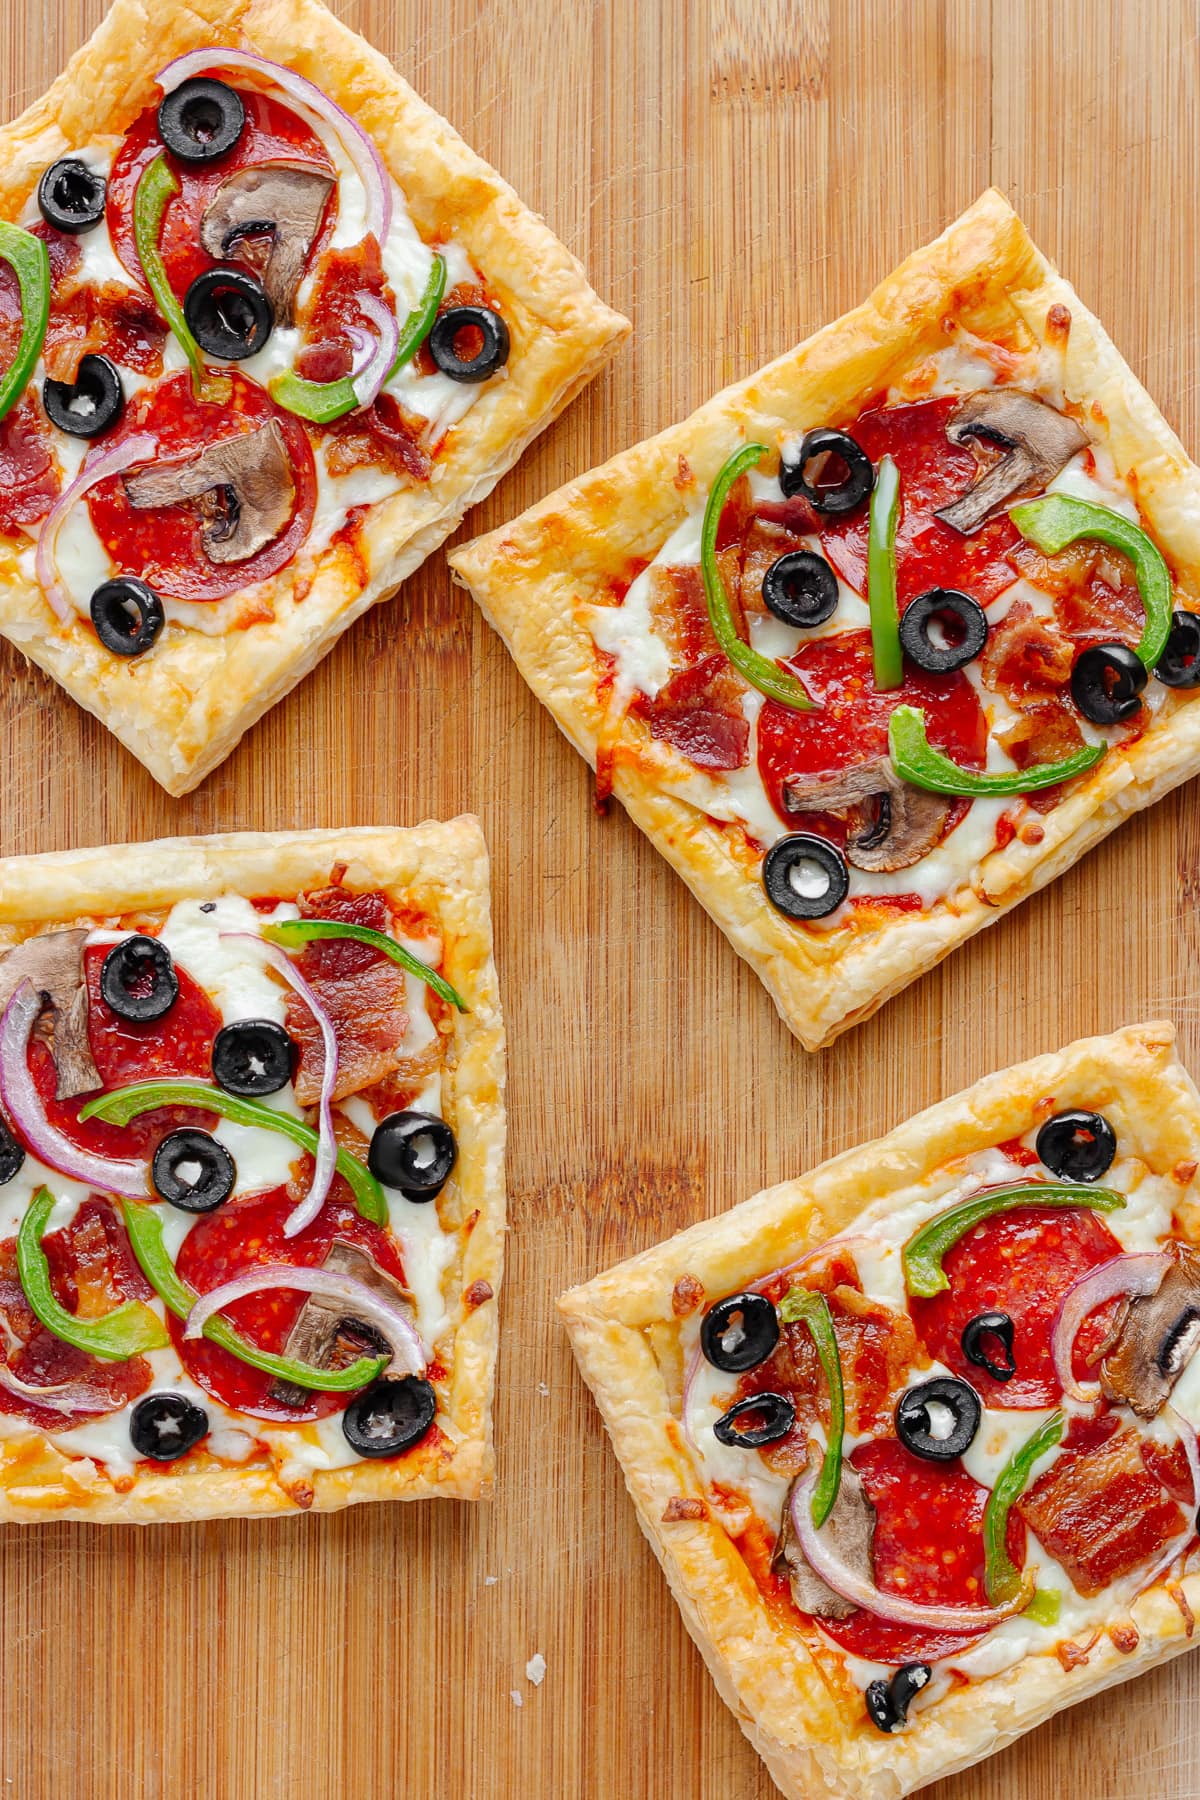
1100 1242 1200 1420
0 930 100 1100
268 1239 414 1407
781 756 951 872
773 1453 876 1620
124 422 295 565
200 162 334 327
934 392 1088 535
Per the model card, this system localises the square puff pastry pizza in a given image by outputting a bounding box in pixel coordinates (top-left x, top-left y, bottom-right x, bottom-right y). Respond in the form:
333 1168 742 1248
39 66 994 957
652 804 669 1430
0 820 505 1524
560 1023 1200 1799
452 191 1200 1049
0 0 628 794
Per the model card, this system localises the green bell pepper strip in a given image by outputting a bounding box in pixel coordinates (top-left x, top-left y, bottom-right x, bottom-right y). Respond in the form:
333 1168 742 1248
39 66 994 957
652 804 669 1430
0 222 50 424
1010 493 1172 670
700 444 817 712
270 253 447 425
80 1081 387 1225
867 454 903 690
888 703 1107 797
119 1200 387 1392
903 1182 1126 1298
777 1287 844 1527
262 917 467 1013
1024 1587 1062 1627
134 154 228 403
16 1187 169 1359
983 1410 1065 1603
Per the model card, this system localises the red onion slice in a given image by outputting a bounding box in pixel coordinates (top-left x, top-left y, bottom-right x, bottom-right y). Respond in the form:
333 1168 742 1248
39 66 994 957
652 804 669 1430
35 433 157 624
1136 1408 1200 1596
1050 1252 1169 1402
0 981 148 1198
350 292 400 409
346 322 375 379
220 934 338 1236
789 1461 1030 1631
0 1361 105 1416
184 1264 424 1373
157 50 390 246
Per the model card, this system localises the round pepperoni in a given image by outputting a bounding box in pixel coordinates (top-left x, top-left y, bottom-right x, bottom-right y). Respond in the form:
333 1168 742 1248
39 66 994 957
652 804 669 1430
819 1437 1026 1666
170 1185 408 1421
909 1204 1124 1408
85 370 317 601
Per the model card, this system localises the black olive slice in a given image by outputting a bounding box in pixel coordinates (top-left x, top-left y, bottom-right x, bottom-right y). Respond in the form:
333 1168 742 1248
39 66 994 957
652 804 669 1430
762 834 849 921
0 1119 25 1186
899 588 988 674
865 1663 932 1734
100 935 178 1023
961 1310 1017 1382
43 353 124 440
342 1375 437 1457
1070 641 1147 725
367 1111 457 1200
428 305 510 383
211 1019 294 1097
37 157 107 234
130 1392 210 1462
712 1391 795 1448
895 1376 981 1462
780 427 874 516
1035 1108 1117 1183
700 1291 779 1373
158 77 246 165
761 550 839 629
184 267 273 361
1154 610 1200 688
152 1128 236 1213
90 577 165 657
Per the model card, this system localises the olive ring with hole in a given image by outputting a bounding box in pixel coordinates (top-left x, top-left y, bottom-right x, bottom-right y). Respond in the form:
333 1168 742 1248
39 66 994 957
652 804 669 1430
699 1291 779 1372
961 1310 1017 1382
100 934 179 1023
894 1375 981 1462
368 1111 458 1200
37 157 107 234
1035 1108 1117 1182
130 1392 210 1462
43 353 124 439
157 77 246 165
1070 641 1147 725
898 588 989 674
761 550 839 629
780 427 875 516
1155 611 1200 689
427 305 510 383
184 267 274 361
90 577 165 658
211 1018 294 1097
762 834 850 921
151 1128 237 1213
712 1391 796 1448
342 1375 438 1457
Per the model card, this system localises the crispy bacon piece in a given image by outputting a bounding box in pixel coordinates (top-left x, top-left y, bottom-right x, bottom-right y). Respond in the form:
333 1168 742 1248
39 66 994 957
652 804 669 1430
284 887 411 1105
737 520 805 613
1017 1425 1184 1596
980 597 1074 701
632 566 750 770
0 396 59 535
998 697 1086 768
323 393 431 482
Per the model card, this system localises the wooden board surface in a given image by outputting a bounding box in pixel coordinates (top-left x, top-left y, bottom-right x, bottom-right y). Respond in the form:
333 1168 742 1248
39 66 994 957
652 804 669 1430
2 1 1199 1795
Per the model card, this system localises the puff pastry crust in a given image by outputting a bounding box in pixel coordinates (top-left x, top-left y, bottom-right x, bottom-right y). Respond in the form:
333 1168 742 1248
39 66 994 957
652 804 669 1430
452 191 1200 1050
0 820 506 1524
0 0 629 794
560 1022 1200 1799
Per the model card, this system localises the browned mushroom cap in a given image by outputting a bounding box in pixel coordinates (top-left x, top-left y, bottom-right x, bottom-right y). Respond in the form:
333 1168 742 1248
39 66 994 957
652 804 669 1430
268 1239 414 1406
934 391 1088 535
124 421 295 565
781 755 951 872
199 162 335 328
0 929 100 1100
773 1452 876 1620
1099 1242 1200 1420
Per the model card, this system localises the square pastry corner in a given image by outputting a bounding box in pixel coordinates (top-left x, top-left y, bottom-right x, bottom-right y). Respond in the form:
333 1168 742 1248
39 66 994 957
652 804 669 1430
452 189 1200 1050
0 0 629 794
560 1021 1200 1799
0 820 505 1524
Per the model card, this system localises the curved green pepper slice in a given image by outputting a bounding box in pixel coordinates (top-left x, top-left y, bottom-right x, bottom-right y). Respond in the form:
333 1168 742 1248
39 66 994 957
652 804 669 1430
700 444 817 712
0 222 50 424
270 253 447 425
1010 493 1172 670
16 1188 169 1359
134 153 228 403
263 916 467 1012
903 1182 1125 1298
983 1410 1065 1603
120 1201 387 1392
889 703 1106 797
777 1286 843 1526
867 454 903 690
80 1081 387 1225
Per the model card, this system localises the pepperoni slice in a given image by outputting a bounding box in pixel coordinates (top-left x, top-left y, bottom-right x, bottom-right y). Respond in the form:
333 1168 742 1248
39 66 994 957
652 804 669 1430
169 1185 407 1420
84 370 317 601
909 1205 1124 1408
0 396 59 535
818 1437 1026 1666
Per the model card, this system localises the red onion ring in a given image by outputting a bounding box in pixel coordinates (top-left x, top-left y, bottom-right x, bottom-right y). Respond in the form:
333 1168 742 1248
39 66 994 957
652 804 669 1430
1050 1252 1169 1402
346 322 375 380
35 433 157 623
220 933 338 1237
183 1264 424 1373
351 292 400 409
0 981 148 1198
157 50 390 247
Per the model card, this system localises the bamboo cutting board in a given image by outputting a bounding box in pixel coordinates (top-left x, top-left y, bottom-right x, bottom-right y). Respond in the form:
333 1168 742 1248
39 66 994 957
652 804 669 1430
1 2 1199 1796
